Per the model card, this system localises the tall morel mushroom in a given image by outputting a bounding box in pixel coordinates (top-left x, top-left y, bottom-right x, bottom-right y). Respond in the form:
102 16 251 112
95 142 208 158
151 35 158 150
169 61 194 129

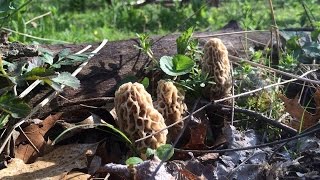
201 38 232 100
154 80 187 142
114 82 168 153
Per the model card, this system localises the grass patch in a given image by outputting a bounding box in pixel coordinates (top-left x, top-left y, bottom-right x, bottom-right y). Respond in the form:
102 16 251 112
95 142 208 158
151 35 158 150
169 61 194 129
2 0 320 43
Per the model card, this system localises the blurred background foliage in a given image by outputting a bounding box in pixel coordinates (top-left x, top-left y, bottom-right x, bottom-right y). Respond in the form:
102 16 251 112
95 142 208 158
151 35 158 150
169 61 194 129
0 0 319 43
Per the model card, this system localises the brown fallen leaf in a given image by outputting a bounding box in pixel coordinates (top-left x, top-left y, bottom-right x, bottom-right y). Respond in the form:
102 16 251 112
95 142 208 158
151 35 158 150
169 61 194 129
1 143 98 180
197 153 219 162
183 122 208 150
15 113 62 163
61 171 91 180
178 168 201 180
280 89 320 130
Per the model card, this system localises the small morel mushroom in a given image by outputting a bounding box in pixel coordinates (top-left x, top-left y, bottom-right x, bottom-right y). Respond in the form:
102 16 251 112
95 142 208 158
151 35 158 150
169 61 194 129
114 82 168 153
202 38 232 100
154 80 187 142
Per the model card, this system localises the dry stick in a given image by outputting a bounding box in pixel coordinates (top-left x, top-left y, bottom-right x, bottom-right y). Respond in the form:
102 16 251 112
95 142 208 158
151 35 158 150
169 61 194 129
229 55 320 85
244 36 268 46
58 95 114 106
230 62 235 125
175 123 320 154
25 11 52 25
135 69 316 143
18 126 39 153
193 30 269 39
300 0 315 29
1 27 70 43
227 151 266 179
268 0 281 64
151 98 201 178
19 45 92 99
0 39 108 154
217 104 297 135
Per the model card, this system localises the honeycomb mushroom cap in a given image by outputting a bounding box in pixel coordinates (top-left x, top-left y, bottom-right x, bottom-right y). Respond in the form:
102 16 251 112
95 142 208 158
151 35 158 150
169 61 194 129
201 38 231 100
154 80 187 142
114 82 168 152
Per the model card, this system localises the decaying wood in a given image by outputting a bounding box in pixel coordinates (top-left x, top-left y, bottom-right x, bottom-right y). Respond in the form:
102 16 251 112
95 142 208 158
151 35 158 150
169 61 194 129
25 30 271 121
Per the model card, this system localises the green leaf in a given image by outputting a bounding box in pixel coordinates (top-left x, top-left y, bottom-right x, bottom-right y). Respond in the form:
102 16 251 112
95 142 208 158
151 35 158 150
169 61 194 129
0 93 30 118
141 77 149 89
145 148 156 158
311 29 320 42
39 48 54 65
57 48 71 61
160 55 194 76
51 72 80 89
23 67 55 80
125 157 143 166
52 55 90 69
302 42 320 59
172 54 194 71
156 144 174 161
286 36 301 51
176 27 194 54
0 114 10 129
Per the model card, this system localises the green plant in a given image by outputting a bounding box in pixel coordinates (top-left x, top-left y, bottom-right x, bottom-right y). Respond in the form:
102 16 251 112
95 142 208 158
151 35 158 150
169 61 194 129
281 30 320 64
0 48 90 128
158 27 213 96
134 33 155 62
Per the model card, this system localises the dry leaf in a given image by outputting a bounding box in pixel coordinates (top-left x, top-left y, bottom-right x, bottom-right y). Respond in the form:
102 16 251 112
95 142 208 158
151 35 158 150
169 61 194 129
178 168 201 180
197 153 219 162
183 122 208 149
280 91 320 130
15 113 62 163
61 171 91 180
1 143 98 179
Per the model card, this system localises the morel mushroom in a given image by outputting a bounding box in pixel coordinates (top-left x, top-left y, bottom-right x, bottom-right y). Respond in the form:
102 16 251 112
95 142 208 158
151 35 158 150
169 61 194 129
202 38 232 100
114 82 168 153
154 80 187 142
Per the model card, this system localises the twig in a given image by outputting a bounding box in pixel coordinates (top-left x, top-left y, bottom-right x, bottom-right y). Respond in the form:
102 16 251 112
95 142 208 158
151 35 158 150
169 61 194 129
193 30 269 39
135 69 316 143
268 0 281 64
174 123 320 154
244 36 268 46
18 45 92 99
0 39 108 154
299 0 315 28
230 62 235 125
151 98 200 177
58 95 114 106
216 104 297 135
18 126 39 153
25 11 52 25
229 55 320 85
1 27 70 43
227 151 266 178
